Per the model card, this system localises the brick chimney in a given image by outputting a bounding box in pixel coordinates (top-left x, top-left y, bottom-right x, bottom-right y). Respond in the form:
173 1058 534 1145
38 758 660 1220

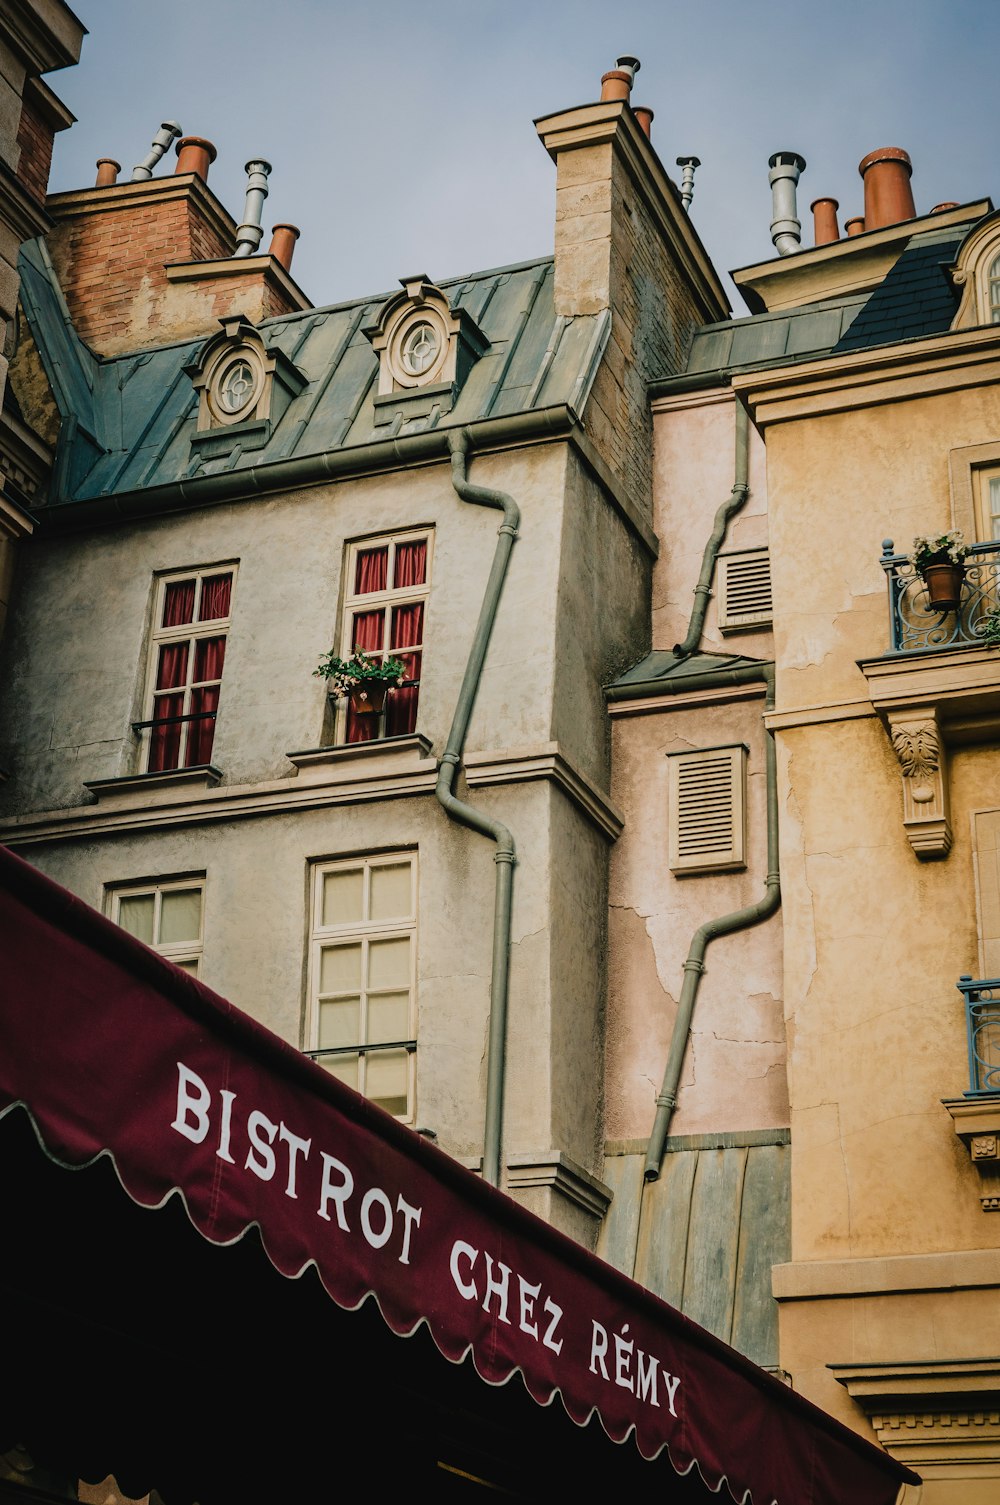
45 143 311 356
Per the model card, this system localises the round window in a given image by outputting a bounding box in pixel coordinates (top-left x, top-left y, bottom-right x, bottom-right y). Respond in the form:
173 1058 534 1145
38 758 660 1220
400 322 440 377
217 357 258 415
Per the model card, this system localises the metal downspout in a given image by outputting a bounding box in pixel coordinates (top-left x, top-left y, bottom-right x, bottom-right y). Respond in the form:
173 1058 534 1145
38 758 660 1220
674 399 750 658
438 431 520 1187
644 664 779 1181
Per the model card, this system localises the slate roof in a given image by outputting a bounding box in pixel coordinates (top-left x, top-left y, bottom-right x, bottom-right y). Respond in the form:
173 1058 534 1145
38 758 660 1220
831 224 967 353
18 240 609 507
686 295 867 376
609 649 770 694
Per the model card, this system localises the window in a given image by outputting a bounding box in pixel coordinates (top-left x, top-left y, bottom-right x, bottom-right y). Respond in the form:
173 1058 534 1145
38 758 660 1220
109 878 204 975
307 854 416 1119
667 745 748 874
142 566 235 772
990 254 1000 325
340 532 430 744
717 548 773 632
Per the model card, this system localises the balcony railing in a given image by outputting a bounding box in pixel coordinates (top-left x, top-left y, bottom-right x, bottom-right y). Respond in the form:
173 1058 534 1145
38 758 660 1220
957 975 1000 1095
881 539 1000 652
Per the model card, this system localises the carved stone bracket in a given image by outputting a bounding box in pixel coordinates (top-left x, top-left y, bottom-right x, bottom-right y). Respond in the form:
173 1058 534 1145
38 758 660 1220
944 1097 1000 1211
887 709 952 859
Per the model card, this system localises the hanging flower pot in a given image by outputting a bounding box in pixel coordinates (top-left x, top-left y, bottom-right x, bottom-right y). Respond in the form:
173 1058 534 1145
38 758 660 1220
921 561 965 612
348 679 389 716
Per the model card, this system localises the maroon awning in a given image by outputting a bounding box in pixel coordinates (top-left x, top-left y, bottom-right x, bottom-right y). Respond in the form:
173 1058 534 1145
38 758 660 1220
0 846 916 1504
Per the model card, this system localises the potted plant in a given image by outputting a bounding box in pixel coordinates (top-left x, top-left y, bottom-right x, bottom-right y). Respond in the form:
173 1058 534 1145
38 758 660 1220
314 648 407 716
912 529 970 611
979 606 1000 649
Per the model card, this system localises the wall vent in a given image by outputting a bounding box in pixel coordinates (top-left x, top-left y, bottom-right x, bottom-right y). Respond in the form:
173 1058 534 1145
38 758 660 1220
718 548 772 632
667 745 748 874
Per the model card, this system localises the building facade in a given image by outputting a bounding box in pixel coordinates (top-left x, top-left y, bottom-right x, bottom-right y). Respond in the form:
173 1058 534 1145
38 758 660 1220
5 38 1000 1505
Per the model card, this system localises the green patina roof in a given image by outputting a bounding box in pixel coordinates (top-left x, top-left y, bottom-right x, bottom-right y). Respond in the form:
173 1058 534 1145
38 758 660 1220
19 241 609 507
610 649 770 693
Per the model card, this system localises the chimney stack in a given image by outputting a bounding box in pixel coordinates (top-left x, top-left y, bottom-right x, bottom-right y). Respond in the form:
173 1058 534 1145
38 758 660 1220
844 216 865 237
858 147 915 231
95 158 120 188
633 106 654 139
600 54 640 102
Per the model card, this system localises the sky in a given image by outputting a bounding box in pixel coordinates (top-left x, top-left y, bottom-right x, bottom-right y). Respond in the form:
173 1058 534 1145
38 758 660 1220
47 0 1000 317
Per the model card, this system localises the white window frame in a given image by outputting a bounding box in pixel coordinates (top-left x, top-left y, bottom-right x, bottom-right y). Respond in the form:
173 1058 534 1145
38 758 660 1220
306 852 418 1121
107 876 206 974
141 563 238 773
337 530 433 743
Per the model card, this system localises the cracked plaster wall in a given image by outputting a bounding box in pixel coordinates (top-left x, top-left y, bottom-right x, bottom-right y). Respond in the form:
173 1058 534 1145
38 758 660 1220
607 698 787 1141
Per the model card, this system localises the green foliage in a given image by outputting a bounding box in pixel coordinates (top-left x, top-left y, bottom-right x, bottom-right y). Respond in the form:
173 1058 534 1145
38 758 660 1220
313 648 407 697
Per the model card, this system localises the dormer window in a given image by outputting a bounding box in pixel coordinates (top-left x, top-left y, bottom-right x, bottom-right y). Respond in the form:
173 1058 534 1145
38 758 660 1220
365 274 488 423
950 211 1000 329
186 315 306 447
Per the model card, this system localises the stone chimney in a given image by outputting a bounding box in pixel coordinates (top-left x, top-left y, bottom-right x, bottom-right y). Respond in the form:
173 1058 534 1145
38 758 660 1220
534 58 728 521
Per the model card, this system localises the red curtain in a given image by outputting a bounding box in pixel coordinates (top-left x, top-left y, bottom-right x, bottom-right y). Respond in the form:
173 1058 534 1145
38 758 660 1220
393 540 426 589
149 643 189 772
355 548 388 596
386 602 423 736
162 580 195 629
199 573 232 622
187 636 226 765
347 611 387 743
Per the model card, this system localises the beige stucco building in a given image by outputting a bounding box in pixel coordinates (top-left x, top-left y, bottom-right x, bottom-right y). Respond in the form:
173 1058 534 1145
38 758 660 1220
5 37 1000 1503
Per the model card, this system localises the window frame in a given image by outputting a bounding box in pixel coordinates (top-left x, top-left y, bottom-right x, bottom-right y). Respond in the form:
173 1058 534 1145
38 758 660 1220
107 875 206 975
306 852 418 1122
140 562 238 774
337 529 433 745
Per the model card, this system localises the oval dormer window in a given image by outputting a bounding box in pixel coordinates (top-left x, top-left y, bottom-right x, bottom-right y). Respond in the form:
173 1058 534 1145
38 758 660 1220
400 322 439 377
218 357 258 414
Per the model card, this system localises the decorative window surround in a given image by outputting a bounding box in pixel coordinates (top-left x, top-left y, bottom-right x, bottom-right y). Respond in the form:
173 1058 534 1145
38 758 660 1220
860 644 1000 860
951 208 1000 330
186 314 306 440
942 1097 1000 1211
829 1358 1000 1470
364 274 488 424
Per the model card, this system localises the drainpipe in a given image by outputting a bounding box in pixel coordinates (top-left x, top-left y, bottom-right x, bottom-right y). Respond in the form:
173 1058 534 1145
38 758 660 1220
674 398 750 658
644 662 780 1181
233 160 272 257
438 431 520 1188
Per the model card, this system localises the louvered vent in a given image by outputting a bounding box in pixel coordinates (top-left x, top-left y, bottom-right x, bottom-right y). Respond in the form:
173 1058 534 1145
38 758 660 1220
718 549 772 631
668 745 747 874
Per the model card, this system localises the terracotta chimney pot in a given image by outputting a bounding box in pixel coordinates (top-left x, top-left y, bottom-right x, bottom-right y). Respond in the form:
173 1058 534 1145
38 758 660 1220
174 136 217 181
858 146 915 230
844 215 865 237
930 201 959 214
810 196 840 246
600 70 633 102
95 158 120 188
633 106 654 138
269 223 300 271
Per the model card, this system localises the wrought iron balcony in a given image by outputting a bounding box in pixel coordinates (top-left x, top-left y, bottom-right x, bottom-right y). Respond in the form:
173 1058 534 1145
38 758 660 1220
957 975 1000 1095
881 539 1000 652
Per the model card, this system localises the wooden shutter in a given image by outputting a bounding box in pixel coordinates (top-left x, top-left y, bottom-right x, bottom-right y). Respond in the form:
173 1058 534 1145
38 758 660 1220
668 745 748 873
718 549 772 631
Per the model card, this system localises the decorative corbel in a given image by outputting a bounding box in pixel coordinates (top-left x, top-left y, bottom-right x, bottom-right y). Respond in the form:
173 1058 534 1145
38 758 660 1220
887 708 952 859
943 1097 1000 1210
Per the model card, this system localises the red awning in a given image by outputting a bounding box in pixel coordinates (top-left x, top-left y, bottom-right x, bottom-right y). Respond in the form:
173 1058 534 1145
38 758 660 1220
0 846 916 1504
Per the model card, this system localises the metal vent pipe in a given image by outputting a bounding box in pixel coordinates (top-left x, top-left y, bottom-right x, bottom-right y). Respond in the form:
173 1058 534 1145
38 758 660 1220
233 160 272 257
768 151 806 256
131 121 182 182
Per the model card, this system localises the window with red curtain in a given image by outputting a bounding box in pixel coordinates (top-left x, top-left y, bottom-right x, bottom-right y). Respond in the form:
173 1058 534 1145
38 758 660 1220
146 568 235 772
341 533 430 745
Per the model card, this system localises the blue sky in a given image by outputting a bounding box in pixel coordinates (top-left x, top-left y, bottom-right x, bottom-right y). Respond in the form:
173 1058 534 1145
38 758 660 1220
49 0 999 315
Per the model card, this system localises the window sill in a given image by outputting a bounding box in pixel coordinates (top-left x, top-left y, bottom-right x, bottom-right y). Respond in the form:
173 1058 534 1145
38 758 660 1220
285 734 433 784
85 766 222 804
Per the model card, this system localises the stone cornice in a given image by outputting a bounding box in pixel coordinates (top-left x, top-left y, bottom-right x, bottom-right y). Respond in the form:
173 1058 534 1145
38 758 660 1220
166 255 312 313
48 173 238 257
735 324 1000 429
463 743 622 841
773 1247 1000 1300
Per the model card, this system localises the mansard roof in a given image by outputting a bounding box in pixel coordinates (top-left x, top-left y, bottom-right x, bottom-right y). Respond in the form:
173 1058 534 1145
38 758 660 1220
18 241 609 509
